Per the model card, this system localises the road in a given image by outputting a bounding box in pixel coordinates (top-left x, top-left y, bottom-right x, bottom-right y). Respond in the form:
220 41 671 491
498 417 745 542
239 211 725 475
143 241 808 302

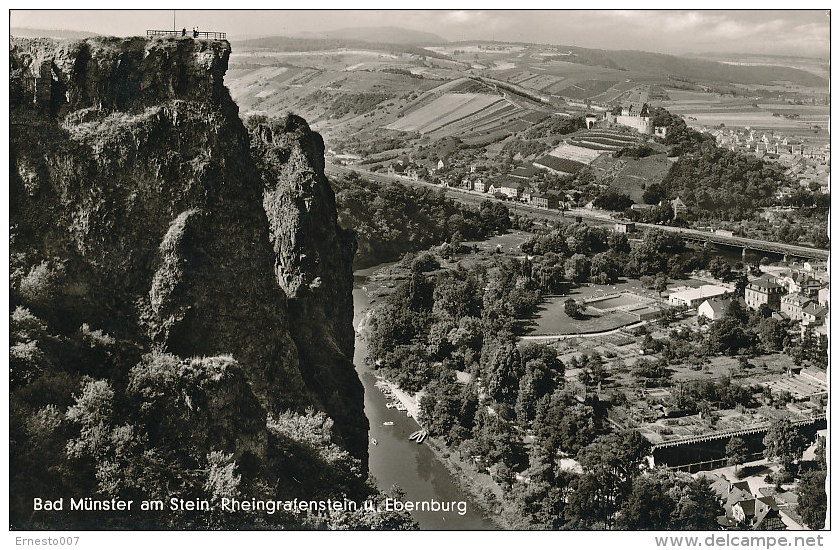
325 162 829 260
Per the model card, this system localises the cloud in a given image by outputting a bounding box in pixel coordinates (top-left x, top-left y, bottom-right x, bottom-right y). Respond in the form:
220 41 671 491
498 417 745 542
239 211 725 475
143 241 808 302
9 9 829 58
580 10 827 56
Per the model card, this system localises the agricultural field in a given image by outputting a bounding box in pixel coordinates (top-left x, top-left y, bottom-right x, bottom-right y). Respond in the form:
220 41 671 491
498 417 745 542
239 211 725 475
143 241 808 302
593 153 673 203
652 87 829 143
533 155 586 175
542 128 639 166
386 93 508 133
226 37 829 175
383 90 543 140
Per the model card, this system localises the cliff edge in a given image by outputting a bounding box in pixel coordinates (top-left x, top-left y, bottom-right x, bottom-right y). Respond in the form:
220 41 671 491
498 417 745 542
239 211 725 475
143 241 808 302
9 36 376 529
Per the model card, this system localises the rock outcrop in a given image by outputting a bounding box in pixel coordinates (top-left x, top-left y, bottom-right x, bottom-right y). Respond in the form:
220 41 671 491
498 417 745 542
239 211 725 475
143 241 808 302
9 36 367 465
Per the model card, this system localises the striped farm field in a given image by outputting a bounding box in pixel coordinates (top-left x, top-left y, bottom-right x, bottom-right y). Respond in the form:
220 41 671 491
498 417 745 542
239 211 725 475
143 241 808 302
546 143 605 164
571 139 624 150
582 131 636 142
385 93 512 134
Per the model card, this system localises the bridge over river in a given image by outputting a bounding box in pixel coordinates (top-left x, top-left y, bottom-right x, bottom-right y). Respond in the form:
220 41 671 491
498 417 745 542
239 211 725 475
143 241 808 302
639 224 829 262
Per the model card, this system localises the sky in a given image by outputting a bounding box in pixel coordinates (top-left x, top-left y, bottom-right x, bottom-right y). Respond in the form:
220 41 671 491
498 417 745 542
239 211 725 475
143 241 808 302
10 8 831 58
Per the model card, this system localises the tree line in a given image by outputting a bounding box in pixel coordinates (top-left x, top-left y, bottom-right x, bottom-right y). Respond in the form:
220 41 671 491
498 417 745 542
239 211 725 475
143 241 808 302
332 171 511 268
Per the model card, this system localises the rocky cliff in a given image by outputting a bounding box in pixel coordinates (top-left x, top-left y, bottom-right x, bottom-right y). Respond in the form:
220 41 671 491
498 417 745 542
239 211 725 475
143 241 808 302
10 36 373 528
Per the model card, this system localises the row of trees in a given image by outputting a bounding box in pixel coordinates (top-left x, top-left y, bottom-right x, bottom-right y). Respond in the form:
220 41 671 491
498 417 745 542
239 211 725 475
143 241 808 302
522 221 746 284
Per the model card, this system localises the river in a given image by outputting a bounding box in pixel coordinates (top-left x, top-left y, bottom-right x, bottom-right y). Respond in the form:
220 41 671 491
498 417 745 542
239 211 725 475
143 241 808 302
352 265 496 530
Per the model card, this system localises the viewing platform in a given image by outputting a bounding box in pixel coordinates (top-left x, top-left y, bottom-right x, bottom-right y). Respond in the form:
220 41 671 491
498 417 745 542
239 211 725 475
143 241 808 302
147 30 227 40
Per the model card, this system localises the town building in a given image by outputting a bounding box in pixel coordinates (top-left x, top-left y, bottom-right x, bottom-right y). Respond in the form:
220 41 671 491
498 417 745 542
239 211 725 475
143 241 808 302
801 303 828 326
614 220 636 233
705 477 788 530
474 179 486 193
530 193 559 210
817 287 829 308
732 498 787 530
780 293 811 321
698 297 734 321
488 180 525 200
668 285 732 308
745 275 785 311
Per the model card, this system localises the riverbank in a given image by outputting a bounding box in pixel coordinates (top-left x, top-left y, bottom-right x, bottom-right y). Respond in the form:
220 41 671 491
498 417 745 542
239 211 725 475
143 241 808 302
424 435 519 530
356 270 511 529
373 377 422 421
354 268 498 529
373 374 515 530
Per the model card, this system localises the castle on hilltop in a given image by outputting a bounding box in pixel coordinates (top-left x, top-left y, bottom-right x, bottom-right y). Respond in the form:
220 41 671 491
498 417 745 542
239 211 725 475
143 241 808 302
605 103 654 135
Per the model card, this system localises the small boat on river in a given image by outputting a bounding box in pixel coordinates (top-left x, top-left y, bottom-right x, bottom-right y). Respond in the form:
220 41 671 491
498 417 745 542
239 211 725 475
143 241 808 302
383 421 394 426
408 430 422 441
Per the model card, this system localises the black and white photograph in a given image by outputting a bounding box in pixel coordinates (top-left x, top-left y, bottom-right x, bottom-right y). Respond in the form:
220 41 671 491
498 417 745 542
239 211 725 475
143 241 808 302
6 6 831 543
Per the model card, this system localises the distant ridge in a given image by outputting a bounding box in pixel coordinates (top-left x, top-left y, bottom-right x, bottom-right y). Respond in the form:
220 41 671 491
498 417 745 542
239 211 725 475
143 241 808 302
444 40 828 87
299 26 446 46
10 27 101 39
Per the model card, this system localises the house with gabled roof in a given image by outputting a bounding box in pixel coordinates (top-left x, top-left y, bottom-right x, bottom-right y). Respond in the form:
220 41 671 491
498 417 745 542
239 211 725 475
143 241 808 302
781 293 812 321
732 497 787 530
698 297 746 321
488 179 526 200
801 303 827 326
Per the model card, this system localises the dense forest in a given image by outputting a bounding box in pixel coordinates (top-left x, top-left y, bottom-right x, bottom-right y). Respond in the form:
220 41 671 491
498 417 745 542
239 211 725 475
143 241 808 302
333 171 512 268
659 146 790 218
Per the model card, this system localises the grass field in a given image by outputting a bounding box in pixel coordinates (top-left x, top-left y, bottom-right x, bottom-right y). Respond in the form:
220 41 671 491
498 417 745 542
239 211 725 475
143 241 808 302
527 296 639 335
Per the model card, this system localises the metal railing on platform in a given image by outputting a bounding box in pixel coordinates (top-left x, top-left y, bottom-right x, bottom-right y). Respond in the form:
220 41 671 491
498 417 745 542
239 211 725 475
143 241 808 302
146 30 227 40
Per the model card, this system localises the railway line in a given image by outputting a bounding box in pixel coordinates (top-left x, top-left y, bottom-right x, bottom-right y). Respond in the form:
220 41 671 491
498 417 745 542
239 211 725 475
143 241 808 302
324 162 829 260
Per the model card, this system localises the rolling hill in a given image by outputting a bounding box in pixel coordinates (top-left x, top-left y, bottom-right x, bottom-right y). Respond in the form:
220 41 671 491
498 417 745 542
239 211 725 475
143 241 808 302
304 26 447 46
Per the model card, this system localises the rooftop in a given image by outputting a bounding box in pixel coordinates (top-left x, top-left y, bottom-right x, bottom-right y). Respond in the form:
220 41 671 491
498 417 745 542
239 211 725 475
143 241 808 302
669 285 730 302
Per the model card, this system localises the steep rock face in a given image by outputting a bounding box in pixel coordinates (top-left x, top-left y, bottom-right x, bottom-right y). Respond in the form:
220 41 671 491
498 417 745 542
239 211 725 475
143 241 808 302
9 37 366 464
250 115 363 460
